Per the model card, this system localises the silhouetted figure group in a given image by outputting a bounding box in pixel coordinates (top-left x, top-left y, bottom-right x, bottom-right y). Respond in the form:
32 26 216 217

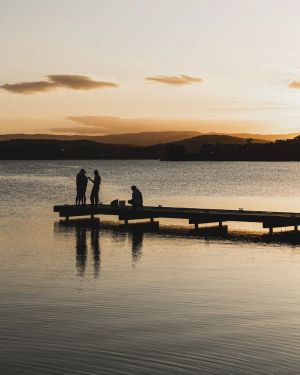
76 169 143 208
76 169 101 206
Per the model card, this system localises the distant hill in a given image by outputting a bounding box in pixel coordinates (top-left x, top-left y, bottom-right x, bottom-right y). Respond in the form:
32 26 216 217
228 132 300 142
170 134 264 153
0 131 200 146
0 139 138 160
1 136 300 160
162 136 300 161
93 131 201 146
0 135 260 160
0 131 299 146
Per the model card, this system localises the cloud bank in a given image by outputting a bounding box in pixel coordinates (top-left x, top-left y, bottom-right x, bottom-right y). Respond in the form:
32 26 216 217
289 81 300 89
146 74 203 85
49 115 265 135
1 75 119 94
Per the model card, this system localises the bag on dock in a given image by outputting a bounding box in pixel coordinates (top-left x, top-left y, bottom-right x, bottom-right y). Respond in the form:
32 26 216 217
110 199 119 208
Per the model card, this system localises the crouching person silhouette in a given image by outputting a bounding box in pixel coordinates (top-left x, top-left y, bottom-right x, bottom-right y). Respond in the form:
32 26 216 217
128 185 143 209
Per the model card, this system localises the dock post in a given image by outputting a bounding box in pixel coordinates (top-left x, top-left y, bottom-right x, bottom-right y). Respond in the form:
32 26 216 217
65 216 69 222
269 227 273 235
195 223 199 230
294 225 298 232
150 217 154 224
124 218 128 226
91 214 94 220
219 221 223 227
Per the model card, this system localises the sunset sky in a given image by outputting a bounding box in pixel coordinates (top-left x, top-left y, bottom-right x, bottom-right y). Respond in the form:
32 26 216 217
1 0 300 135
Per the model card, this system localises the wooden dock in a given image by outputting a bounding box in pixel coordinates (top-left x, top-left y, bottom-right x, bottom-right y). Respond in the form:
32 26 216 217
53 204 300 234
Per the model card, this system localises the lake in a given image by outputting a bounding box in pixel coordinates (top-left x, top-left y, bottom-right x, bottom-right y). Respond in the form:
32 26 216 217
1 160 300 374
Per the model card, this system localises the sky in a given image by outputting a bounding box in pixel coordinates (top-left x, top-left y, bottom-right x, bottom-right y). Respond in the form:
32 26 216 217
1 0 300 135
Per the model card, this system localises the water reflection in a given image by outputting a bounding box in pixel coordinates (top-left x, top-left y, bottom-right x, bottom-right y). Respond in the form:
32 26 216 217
130 230 144 266
91 225 101 278
56 220 149 276
75 225 87 277
55 219 300 279
56 220 102 278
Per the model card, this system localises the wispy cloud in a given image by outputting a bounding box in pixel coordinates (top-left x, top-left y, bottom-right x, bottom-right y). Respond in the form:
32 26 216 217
49 115 266 135
1 75 119 94
289 81 300 89
48 75 118 90
145 74 203 85
1 81 57 94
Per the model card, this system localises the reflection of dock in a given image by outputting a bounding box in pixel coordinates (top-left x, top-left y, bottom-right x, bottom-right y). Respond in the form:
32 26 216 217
54 204 300 234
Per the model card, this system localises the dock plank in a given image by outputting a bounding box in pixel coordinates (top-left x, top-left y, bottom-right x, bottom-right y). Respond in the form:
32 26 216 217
53 204 300 233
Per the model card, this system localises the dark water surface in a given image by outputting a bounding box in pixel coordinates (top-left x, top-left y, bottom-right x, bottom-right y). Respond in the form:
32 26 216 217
1 160 300 374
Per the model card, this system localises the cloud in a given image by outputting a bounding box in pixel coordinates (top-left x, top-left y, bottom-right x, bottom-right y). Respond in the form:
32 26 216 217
1 81 57 94
1 75 119 94
289 81 300 89
49 115 266 135
145 74 203 85
48 75 119 90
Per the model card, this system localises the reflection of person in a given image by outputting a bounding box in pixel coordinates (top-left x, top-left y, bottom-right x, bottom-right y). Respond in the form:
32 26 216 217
88 170 101 205
131 230 144 265
75 225 87 277
76 169 88 205
128 185 143 208
91 225 101 278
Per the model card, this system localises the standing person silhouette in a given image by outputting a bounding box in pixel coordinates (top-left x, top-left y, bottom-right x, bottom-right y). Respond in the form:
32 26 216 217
76 169 88 205
88 170 101 205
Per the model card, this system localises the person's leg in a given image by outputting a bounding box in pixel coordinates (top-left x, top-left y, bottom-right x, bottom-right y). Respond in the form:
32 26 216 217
78 190 84 205
76 189 80 205
95 188 99 205
91 188 96 205
82 189 86 205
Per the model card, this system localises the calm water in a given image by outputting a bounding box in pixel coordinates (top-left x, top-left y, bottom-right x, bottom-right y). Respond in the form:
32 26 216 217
1 160 300 374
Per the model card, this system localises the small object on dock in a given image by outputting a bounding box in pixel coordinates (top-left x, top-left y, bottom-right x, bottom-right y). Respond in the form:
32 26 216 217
239 208 244 211
119 200 126 208
110 199 119 208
